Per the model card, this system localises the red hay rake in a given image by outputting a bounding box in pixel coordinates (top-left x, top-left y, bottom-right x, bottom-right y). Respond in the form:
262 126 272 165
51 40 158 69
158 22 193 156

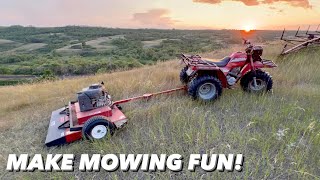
280 25 320 55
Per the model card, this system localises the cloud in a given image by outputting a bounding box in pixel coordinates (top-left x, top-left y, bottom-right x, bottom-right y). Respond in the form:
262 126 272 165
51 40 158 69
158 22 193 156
194 0 261 6
193 0 312 8
132 9 178 28
268 6 284 13
263 0 311 9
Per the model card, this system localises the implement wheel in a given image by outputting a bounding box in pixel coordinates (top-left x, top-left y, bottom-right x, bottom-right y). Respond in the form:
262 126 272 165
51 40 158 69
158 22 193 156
82 116 115 140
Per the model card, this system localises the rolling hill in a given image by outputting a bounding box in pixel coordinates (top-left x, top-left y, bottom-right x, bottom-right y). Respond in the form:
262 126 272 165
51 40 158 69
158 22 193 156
0 43 319 179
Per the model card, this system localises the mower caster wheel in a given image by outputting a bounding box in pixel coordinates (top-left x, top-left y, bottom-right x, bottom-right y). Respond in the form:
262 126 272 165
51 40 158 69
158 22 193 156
82 116 115 141
188 75 222 102
180 66 189 84
240 70 273 94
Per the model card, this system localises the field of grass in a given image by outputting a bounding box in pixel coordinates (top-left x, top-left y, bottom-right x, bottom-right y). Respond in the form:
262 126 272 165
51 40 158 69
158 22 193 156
86 35 124 49
0 38 47 54
0 26 282 79
5 43 47 53
56 35 125 55
142 39 167 48
0 39 22 52
0 43 319 179
0 75 35 86
0 39 15 44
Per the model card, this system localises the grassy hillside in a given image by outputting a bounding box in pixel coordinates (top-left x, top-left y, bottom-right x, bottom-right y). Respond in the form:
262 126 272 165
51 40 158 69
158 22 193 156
0 44 319 179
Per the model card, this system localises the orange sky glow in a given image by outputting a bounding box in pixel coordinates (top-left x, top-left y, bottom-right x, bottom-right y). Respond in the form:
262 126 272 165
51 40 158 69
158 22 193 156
0 0 319 30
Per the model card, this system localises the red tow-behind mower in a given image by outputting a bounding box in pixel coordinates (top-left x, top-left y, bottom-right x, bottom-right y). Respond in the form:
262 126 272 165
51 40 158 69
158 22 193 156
45 40 277 146
45 84 185 146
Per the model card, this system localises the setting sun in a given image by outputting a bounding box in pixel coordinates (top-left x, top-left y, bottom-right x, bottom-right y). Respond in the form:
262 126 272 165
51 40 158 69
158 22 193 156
243 25 255 32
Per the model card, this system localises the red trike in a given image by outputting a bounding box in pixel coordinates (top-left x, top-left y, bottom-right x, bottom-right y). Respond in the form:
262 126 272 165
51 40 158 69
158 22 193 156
179 40 277 101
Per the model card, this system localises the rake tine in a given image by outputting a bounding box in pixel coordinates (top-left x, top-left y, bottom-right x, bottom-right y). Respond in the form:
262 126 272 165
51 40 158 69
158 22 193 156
295 26 300 37
281 28 285 40
306 25 311 35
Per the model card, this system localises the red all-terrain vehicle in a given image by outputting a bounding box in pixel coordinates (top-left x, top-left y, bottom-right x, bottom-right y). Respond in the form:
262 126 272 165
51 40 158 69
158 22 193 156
179 40 277 101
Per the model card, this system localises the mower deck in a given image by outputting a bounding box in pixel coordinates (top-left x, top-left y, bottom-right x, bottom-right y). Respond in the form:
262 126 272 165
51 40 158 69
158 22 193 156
45 102 127 147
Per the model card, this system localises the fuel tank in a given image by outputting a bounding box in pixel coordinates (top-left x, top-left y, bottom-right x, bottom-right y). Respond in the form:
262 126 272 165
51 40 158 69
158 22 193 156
229 52 247 64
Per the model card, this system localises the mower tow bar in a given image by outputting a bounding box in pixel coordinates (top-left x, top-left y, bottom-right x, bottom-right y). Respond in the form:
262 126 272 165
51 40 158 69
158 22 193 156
113 86 187 105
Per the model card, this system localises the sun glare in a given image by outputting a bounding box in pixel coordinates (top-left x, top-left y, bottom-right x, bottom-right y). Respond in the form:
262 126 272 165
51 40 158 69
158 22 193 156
243 25 254 32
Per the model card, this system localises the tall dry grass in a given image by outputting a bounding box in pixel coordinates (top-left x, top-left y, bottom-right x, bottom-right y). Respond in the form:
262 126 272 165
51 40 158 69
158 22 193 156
0 44 319 179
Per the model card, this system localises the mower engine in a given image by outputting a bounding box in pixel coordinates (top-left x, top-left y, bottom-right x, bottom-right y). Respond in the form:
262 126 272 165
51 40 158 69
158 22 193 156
45 83 128 147
77 84 112 112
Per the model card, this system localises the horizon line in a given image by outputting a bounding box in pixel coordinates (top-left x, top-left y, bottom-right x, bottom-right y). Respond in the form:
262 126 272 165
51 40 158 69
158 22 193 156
0 24 308 31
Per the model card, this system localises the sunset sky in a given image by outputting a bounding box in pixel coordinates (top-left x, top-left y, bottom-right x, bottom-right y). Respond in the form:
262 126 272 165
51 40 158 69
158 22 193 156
0 0 319 30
